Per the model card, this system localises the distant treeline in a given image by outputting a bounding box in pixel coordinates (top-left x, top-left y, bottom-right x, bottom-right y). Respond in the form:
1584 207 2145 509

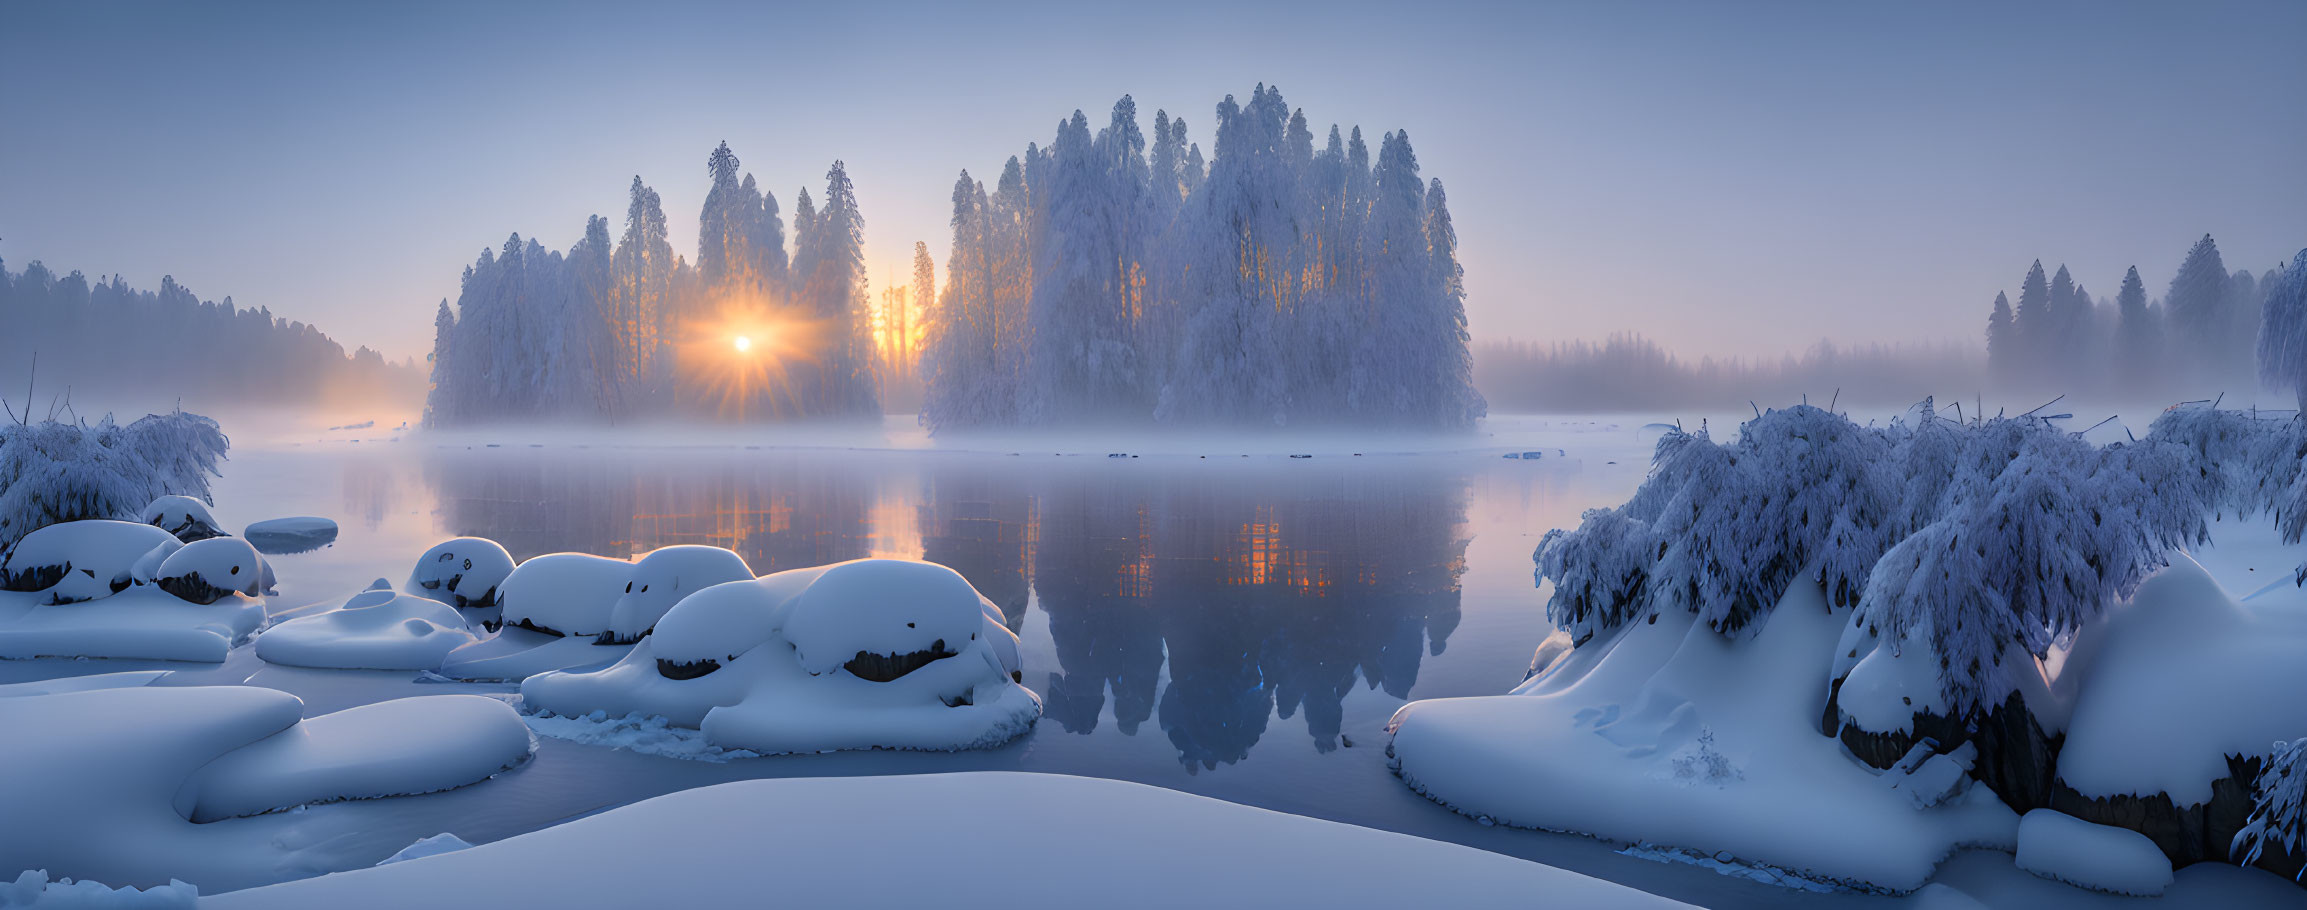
1476 334 1982 414
0 258 423 412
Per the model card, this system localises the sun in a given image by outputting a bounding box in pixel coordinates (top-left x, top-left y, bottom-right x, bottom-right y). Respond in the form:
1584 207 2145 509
732 335 752 353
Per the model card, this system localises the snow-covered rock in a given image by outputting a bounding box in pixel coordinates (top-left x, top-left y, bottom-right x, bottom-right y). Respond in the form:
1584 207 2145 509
404 537 514 625
0 685 530 892
599 545 753 644
139 495 225 543
243 516 338 555
374 833 472 867
152 537 264 604
2014 809 2174 896
203 773 1694 909
2046 554 2307 871
438 551 632 681
0 537 266 662
523 558 1039 755
1386 579 2016 893
254 579 479 670
0 520 178 604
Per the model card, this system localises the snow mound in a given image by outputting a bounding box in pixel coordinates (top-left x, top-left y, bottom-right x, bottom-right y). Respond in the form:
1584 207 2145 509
600 546 753 644
138 495 225 543
523 558 1039 755
438 629 628 683
493 552 630 638
204 773 1693 909
242 517 337 555
152 538 263 604
519 710 760 763
2056 555 2307 804
174 694 531 822
2014 809 2173 896
0 574 265 663
255 579 479 670
374 834 471 867
1386 580 2016 893
0 520 178 604
404 537 514 622
0 870 197 908
0 686 529 892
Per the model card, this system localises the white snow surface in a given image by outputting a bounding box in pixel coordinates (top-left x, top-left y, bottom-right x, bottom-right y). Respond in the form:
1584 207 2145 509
493 552 630 637
206 773 1693 909
523 558 1038 755
255 580 477 670
439 628 629 682
0 585 264 662
152 538 264 603
2054 553 2307 804
0 686 529 891
2012 809 2174 896
1 520 178 604
600 546 753 642
241 517 336 555
0 870 196 908
1389 579 2017 892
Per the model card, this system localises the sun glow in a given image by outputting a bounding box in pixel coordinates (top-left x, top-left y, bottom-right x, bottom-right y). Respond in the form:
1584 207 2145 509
733 335 753 353
677 296 823 420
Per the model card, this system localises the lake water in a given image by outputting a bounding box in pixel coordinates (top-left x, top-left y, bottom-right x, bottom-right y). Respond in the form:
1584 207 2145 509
5 416 1887 908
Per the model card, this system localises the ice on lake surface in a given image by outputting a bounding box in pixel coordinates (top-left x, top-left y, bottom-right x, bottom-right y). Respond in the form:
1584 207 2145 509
0 415 1918 907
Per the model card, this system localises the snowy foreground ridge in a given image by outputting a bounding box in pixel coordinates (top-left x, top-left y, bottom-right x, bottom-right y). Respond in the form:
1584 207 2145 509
204 773 1689 909
1389 401 2307 896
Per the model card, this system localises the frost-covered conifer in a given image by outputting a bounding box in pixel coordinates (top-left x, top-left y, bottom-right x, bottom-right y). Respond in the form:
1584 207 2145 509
2236 737 2307 873
2256 250 2307 408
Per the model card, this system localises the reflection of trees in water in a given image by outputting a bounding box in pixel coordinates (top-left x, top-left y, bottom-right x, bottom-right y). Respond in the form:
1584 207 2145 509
339 458 401 533
1034 486 1163 735
424 452 873 571
1036 469 1469 771
917 468 1033 633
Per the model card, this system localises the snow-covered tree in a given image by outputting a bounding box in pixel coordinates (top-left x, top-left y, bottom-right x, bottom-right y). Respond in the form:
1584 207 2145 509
0 410 230 554
1986 292 2015 385
2235 736 2307 873
2256 250 2307 408
2168 234 2231 377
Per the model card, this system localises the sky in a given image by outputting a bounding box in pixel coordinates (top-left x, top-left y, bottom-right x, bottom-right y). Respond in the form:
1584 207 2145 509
2 0 2302 364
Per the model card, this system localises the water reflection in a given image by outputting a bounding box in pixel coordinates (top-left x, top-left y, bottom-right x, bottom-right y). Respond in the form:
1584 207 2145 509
423 450 1468 772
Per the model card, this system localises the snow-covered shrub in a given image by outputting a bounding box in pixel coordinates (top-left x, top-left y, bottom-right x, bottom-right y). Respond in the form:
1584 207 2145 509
2257 249 2307 408
0 412 228 554
1538 405 1901 642
2235 737 2307 876
2145 404 2301 520
1858 425 2212 711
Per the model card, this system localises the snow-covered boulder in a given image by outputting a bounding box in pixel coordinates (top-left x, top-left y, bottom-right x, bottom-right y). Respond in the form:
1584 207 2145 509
2014 809 2174 896
244 516 338 555
405 537 514 624
523 558 1038 755
2047 555 2307 874
1386 579 2016 893
0 684 531 892
153 537 264 604
140 495 226 543
0 519 177 603
202 773 1694 909
599 546 753 645
438 552 632 682
255 579 480 670
0 531 267 661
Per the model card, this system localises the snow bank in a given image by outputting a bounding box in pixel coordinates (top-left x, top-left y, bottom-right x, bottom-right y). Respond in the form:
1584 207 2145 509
2056 556 2307 805
175 694 531 822
151 537 264 604
599 546 753 644
205 773 1693 909
494 552 630 638
1387 580 2016 892
255 580 478 670
0 583 264 662
242 517 337 555
139 495 225 543
2014 809 2173 896
438 629 626 682
0 686 529 891
523 558 1038 755
373 834 471 867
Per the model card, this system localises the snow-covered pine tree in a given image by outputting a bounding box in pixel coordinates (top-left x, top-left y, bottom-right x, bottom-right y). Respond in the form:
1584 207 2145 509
2168 234 2231 378
2257 250 2307 408
1986 291 2015 386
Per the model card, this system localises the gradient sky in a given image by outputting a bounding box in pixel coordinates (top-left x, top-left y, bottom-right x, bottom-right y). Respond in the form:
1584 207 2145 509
3 0 2302 364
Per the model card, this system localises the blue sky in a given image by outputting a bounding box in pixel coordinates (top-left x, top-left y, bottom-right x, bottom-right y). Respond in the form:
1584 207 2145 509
2 0 2301 362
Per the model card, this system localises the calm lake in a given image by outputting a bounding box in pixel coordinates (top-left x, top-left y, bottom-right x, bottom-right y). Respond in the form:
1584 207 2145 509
9 416 1891 908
